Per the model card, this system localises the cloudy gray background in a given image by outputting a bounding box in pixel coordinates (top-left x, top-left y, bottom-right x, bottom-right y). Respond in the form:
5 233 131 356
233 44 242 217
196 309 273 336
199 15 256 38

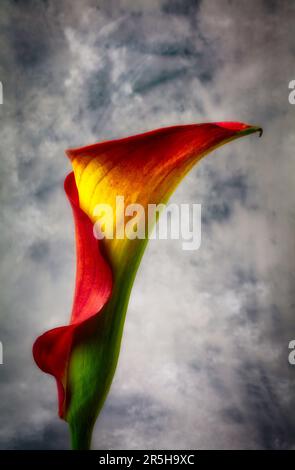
0 0 295 450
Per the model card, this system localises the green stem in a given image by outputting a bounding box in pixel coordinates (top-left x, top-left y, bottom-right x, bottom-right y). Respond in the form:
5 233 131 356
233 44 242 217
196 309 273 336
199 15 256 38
69 420 93 450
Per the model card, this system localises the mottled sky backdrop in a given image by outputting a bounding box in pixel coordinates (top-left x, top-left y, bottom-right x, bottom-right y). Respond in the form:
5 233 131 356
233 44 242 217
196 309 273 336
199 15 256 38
0 0 295 449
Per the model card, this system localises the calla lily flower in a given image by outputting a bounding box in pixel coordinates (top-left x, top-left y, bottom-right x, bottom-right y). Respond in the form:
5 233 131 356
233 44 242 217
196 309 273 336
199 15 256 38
33 122 262 449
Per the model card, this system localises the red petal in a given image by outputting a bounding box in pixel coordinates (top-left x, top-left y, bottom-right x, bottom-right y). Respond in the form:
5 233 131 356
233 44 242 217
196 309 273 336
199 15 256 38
33 172 112 417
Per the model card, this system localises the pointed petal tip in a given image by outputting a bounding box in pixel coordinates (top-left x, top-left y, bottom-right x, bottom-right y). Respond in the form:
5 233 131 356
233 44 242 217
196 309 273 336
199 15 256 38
243 124 263 138
216 121 263 137
244 125 263 138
